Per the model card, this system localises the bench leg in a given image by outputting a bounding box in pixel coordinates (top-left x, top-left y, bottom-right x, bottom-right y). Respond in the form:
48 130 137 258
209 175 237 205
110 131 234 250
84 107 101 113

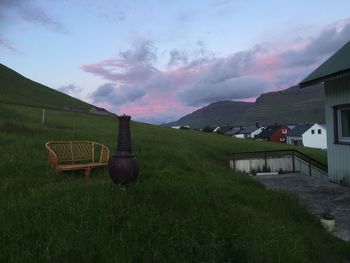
85 168 91 180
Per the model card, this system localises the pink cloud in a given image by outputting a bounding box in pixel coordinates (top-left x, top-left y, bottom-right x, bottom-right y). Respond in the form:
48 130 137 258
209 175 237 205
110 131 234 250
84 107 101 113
81 20 350 124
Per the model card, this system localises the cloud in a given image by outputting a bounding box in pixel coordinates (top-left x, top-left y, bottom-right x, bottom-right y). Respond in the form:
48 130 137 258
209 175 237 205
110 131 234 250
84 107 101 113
0 36 20 53
0 0 66 33
90 83 145 105
58 84 81 95
281 22 350 67
168 49 189 67
119 40 157 65
178 76 270 106
82 19 350 123
172 45 270 106
82 60 158 83
81 40 158 84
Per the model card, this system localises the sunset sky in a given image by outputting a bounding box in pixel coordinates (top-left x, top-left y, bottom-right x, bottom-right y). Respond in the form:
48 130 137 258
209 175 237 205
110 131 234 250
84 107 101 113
1 0 350 124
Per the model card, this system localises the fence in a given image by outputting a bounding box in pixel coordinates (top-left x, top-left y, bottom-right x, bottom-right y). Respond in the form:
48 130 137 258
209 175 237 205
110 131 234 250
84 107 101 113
229 150 328 179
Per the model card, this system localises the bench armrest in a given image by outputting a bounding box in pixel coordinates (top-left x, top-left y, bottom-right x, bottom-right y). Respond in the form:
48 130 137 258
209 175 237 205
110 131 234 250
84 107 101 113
45 143 58 169
99 144 110 163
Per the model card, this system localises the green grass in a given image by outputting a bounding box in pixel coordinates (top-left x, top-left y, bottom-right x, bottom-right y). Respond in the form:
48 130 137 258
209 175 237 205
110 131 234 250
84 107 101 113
0 102 348 263
0 64 93 111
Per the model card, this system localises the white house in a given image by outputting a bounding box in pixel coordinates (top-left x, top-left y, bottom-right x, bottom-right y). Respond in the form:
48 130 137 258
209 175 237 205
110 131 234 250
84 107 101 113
234 126 264 139
171 125 190 130
302 123 327 149
286 124 312 146
213 126 220 133
299 41 350 183
286 123 327 149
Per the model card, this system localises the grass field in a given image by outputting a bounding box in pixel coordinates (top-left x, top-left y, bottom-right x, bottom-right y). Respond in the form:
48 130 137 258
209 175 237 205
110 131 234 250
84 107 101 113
0 64 93 111
0 102 349 262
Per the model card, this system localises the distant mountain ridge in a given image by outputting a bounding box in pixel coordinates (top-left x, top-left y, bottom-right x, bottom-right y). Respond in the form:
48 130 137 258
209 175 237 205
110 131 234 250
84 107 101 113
167 85 325 129
0 63 110 115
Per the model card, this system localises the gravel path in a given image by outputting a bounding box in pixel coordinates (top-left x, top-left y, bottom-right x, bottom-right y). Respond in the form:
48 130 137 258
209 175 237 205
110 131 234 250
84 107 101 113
253 173 350 242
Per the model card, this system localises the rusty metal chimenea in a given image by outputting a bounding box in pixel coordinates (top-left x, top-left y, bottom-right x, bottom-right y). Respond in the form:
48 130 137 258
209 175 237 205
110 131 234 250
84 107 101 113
108 114 139 184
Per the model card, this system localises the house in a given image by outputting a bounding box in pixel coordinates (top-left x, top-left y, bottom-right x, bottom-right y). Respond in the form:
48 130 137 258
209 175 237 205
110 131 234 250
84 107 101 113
171 125 190 130
256 125 290 143
299 41 350 183
303 123 327 149
234 126 264 139
286 124 312 146
217 126 234 134
213 126 220 133
224 127 243 136
286 123 327 149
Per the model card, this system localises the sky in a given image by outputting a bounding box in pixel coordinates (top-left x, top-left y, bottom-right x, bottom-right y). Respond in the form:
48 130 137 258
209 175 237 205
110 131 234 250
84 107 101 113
1 0 350 124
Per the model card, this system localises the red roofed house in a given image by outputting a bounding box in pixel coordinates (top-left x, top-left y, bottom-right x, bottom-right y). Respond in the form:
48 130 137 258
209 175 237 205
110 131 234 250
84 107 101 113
256 125 291 143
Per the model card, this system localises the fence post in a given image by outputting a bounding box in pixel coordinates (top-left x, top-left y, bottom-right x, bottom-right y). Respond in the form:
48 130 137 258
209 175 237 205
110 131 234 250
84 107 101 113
309 162 312 176
233 156 236 171
42 108 45 126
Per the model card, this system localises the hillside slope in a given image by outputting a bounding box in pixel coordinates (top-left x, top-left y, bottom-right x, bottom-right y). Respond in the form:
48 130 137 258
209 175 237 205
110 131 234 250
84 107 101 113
1 102 349 262
1 69 349 261
167 85 325 128
0 63 96 112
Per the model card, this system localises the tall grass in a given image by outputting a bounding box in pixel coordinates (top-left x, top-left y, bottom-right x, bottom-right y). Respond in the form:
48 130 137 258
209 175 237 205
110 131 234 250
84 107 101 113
0 103 348 262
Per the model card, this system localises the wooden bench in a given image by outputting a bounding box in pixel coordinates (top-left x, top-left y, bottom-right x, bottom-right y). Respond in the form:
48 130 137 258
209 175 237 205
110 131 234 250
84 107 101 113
45 141 110 179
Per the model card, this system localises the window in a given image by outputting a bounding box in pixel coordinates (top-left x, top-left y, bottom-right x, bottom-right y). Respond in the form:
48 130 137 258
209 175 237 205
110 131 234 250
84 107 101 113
333 104 350 144
318 129 321 134
311 129 315 134
339 108 350 141
282 129 287 134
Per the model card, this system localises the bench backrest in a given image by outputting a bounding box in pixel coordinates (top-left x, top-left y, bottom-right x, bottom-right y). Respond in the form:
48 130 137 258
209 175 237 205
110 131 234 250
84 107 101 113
46 141 110 168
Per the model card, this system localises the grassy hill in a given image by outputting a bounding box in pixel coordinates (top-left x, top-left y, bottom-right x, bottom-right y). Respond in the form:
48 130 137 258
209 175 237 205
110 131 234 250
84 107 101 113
1 101 349 262
167 85 325 129
0 63 94 112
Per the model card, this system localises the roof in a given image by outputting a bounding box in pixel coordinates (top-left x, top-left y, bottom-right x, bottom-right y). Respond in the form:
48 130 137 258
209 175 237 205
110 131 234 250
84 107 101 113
256 125 281 138
286 124 312 137
237 126 260 134
217 126 233 134
299 41 350 87
224 127 243 135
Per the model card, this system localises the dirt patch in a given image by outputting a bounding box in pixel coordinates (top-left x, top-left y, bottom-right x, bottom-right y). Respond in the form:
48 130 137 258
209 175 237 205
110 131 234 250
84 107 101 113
252 173 350 242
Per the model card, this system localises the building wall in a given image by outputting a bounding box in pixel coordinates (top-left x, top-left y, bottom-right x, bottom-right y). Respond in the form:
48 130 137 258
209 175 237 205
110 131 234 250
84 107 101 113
251 127 264 138
302 123 327 149
270 125 290 143
325 75 350 183
235 134 245 139
286 136 302 145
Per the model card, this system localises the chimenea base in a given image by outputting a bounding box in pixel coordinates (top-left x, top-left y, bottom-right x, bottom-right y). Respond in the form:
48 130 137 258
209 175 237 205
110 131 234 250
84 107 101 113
108 154 139 184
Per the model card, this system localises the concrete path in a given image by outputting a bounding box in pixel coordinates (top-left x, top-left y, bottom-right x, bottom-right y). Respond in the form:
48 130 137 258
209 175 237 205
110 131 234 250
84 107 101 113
253 173 350 242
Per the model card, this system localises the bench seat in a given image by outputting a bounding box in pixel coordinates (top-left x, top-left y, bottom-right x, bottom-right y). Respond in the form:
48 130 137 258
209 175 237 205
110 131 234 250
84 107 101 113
46 141 110 179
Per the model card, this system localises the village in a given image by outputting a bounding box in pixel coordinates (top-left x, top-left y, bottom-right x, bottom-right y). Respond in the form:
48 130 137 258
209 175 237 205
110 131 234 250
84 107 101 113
172 122 327 149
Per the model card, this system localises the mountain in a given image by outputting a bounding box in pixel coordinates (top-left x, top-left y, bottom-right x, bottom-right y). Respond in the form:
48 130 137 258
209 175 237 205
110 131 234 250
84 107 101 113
0 63 108 114
167 85 325 129
169 101 254 128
